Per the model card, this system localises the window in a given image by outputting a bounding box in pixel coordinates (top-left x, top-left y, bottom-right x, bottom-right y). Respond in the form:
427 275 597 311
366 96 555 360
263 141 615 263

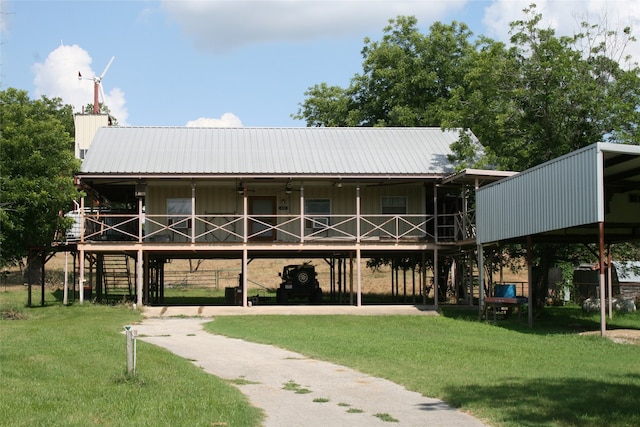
305 198 330 229
167 198 191 229
381 196 407 214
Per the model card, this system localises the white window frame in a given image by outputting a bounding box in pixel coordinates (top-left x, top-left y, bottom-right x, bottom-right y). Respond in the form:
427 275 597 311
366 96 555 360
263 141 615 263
305 198 331 229
381 196 407 215
167 198 192 229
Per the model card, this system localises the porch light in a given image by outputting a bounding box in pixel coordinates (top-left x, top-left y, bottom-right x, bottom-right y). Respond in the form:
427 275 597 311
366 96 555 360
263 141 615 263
285 182 293 194
135 181 146 197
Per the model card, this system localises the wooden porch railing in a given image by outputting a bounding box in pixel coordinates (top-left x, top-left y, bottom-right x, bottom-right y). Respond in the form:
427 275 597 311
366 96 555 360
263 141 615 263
78 212 476 244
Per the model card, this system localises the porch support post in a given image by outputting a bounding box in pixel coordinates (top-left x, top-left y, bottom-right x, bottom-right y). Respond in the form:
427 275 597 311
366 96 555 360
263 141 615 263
40 251 45 306
478 244 484 315
138 194 144 243
434 247 439 308
598 222 607 336
356 185 361 243
242 184 248 243
242 248 248 307
300 185 305 243
527 236 533 328
462 183 467 240
356 248 362 307
63 251 69 305
79 249 85 304
422 251 427 304
433 183 438 242
191 181 196 243
349 252 353 305
433 182 439 308
137 248 143 307
80 195 85 243
607 246 613 320
473 178 480 306
355 184 361 306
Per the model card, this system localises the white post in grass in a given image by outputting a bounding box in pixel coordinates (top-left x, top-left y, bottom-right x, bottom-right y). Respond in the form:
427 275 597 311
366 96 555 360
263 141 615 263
125 326 137 375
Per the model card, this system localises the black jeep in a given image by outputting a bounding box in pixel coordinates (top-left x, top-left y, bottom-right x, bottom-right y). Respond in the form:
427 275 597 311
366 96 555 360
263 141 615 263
276 263 323 304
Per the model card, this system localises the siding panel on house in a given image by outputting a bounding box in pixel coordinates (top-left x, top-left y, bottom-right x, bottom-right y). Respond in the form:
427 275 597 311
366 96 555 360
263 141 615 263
476 144 602 244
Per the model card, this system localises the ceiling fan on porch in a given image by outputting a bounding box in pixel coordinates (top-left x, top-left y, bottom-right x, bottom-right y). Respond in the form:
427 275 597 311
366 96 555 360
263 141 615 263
276 180 301 194
236 182 255 195
366 180 420 187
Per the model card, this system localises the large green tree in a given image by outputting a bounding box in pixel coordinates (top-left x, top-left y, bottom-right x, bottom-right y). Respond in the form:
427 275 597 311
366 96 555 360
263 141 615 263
442 5 640 308
295 6 639 166
294 16 477 127
0 88 81 268
445 4 640 170
294 6 640 308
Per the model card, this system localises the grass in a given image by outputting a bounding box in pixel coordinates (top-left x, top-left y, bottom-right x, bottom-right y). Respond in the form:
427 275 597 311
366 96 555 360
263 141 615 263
282 380 312 394
4 281 639 427
0 288 263 427
374 412 399 422
203 306 640 427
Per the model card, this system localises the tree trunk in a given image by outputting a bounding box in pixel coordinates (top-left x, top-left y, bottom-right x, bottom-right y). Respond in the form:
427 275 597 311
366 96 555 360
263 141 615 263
23 252 43 286
533 245 556 310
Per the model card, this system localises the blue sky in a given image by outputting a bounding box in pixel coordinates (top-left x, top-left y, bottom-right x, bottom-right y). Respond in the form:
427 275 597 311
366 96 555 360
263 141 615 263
1 0 638 127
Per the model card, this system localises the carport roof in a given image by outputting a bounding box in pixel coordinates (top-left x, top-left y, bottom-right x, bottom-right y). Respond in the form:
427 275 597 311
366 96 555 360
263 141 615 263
476 143 640 245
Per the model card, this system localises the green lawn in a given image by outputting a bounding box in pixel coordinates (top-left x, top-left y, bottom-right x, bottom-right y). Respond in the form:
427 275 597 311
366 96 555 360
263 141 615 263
204 307 640 427
0 289 263 427
3 284 639 427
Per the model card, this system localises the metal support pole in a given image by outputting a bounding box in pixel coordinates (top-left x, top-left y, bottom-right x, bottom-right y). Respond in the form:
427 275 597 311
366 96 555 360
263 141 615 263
527 236 533 328
137 249 143 307
478 244 484 316
607 246 613 320
79 249 85 304
434 247 439 308
63 251 69 305
598 222 607 336
242 248 248 307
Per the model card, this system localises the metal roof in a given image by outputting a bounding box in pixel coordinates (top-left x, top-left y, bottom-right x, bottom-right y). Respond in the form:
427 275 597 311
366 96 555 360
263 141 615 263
476 142 640 244
441 168 517 186
80 127 462 177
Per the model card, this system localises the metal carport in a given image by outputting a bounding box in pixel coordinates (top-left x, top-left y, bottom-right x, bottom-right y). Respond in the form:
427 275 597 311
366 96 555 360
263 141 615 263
475 143 640 335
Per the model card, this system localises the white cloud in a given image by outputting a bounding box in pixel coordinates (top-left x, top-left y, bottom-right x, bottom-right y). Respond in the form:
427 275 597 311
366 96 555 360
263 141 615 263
0 0 9 35
161 0 467 53
483 0 640 64
186 113 243 127
32 44 129 125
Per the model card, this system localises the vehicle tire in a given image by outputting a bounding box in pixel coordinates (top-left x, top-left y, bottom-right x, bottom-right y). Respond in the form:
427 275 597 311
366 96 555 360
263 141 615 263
312 288 323 304
296 271 309 285
276 288 288 305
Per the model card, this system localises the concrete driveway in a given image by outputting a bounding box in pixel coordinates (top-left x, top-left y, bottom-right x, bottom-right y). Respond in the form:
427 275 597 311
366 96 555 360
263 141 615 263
134 307 487 426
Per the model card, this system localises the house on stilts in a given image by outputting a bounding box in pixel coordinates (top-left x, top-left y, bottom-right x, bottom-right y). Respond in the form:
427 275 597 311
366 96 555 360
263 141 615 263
68 126 512 307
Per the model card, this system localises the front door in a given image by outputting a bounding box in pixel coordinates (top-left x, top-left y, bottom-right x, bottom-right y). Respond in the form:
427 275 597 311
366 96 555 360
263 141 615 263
249 196 276 241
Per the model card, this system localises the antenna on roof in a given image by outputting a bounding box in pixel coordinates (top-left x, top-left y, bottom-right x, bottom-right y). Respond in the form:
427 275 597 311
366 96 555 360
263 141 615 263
78 56 115 115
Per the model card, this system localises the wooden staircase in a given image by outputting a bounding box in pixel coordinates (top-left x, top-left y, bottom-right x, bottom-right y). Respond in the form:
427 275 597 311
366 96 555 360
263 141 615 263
102 254 133 301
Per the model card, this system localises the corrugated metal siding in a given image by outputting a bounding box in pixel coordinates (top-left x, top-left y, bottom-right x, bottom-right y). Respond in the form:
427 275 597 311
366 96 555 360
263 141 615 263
81 127 460 175
477 144 602 244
